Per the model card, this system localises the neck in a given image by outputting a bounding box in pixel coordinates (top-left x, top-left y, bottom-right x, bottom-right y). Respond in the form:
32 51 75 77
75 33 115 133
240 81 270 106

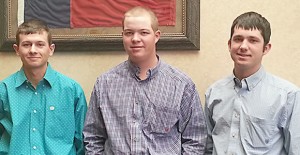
133 55 158 80
23 65 47 88
234 65 260 80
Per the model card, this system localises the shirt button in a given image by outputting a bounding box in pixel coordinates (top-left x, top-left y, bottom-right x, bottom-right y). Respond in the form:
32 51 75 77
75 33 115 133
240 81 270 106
50 106 55 110
234 113 239 118
33 110 37 113
33 146 37 150
133 138 138 142
265 139 269 144
232 133 236 138
32 128 36 132
35 92 38 95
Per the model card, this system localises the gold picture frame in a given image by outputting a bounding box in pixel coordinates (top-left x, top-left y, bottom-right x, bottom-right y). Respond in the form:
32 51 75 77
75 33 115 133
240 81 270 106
0 0 200 52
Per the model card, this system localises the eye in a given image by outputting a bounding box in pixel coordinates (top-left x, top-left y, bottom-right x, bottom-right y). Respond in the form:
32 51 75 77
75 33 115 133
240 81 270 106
249 39 258 43
22 43 31 47
124 31 133 36
37 43 45 47
141 31 150 35
233 37 243 42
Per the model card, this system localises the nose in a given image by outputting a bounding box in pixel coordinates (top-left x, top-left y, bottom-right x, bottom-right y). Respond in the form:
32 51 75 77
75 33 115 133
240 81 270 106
131 33 141 42
239 40 248 51
29 44 38 54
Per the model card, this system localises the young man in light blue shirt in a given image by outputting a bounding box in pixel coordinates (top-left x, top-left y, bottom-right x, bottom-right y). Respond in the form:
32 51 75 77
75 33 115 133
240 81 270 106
205 11 300 155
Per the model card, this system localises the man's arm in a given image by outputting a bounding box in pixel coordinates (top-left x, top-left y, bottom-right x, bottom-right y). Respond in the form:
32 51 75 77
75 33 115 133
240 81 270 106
0 82 10 153
0 115 4 140
284 90 300 154
83 81 108 155
0 83 5 138
180 83 207 154
74 86 88 155
0 124 4 137
204 91 214 155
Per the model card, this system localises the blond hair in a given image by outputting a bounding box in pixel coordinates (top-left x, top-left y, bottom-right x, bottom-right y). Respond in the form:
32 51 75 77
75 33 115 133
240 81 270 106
122 6 159 31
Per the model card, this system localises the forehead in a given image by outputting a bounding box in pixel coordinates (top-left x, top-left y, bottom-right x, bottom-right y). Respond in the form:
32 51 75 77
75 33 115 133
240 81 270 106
123 15 152 30
19 31 48 41
232 27 263 39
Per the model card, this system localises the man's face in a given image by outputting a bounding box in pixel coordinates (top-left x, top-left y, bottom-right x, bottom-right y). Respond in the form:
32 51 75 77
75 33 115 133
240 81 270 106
122 15 160 64
13 31 55 70
228 27 271 72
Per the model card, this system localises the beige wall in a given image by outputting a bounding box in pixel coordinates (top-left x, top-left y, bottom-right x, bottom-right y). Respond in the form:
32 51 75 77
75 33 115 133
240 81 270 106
1 1 300 105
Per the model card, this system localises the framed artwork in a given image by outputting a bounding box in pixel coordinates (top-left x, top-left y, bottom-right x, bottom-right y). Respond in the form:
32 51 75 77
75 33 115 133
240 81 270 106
0 0 200 52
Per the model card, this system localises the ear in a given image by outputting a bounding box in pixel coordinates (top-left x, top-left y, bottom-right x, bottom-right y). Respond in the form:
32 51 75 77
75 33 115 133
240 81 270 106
227 39 231 52
263 43 271 55
49 44 55 56
154 30 161 43
13 44 20 56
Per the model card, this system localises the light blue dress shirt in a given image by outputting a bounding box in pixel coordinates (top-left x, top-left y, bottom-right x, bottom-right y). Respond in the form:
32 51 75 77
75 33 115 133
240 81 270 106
205 67 300 155
0 64 87 154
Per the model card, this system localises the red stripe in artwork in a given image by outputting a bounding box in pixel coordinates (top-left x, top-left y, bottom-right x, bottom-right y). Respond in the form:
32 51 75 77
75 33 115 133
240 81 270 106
70 0 176 28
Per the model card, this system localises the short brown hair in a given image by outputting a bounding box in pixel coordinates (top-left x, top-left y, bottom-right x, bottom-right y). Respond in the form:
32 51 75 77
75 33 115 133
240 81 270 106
230 11 271 46
16 19 52 45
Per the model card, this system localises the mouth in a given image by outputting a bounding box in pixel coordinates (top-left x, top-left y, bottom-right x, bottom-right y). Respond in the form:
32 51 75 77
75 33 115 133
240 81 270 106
131 46 143 49
237 53 250 57
130 46 144 52
27 57 40 60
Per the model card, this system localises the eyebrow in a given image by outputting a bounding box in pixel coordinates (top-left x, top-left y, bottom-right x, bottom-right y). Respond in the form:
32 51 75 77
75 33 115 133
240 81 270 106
124 28 150 31
21 40 47 44
233 35 260 39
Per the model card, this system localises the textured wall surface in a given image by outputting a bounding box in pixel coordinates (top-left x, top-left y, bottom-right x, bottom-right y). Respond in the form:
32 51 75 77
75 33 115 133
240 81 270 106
1 0 300 105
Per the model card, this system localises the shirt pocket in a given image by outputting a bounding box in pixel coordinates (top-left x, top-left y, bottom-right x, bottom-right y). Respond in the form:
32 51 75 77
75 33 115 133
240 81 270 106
144 105 179 134
45 105 75 139
241 114 278 149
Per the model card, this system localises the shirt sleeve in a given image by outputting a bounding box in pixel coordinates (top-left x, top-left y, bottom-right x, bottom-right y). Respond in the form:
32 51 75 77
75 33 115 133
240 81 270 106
0 82 6 138
180 83 207 154
74 84 88 155
83 78 108 155
204 88 214 155
0 107 4 139
0 82 11 153
285 90 300 154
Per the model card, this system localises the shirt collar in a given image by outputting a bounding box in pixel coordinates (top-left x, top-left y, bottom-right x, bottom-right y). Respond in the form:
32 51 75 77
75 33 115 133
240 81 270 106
43 64 56 87
15 64 55 88
233 66 266 91
15 68 28 88
128 55 161 81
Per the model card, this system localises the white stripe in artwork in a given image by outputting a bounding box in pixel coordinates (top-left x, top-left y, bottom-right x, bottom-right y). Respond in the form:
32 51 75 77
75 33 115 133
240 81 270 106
18 0 24 26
